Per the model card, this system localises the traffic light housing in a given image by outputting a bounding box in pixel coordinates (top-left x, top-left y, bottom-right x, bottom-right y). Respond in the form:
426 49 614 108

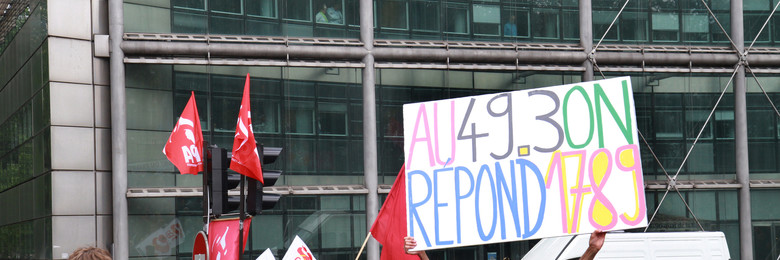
247 145 283 215
209 147 242 216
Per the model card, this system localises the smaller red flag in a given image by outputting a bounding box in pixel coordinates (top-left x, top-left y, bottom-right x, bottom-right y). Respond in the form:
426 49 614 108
208 218 252 260
230 74 264 183
162 92 203 175
370 165 421 260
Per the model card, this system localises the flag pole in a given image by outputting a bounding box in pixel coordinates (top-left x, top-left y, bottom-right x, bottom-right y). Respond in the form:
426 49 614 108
354 232 372 260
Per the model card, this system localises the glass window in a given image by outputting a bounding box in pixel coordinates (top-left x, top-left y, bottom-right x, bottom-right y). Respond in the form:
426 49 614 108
445 3 469 34
594 11 619 41
715 142 736 174
287 101 315 134
212 96 241 132
473 4 500 35
251 215 284 250
562 10 579 40
744 0 769 11
286 81 316 98
247 18 282 36
253 100 281 133
745 13 771 43
650 0 678 10
652 13 680 42
753 225 774 260
622 12 648 41
503 9 530 37
685 110 713 140
210 0 242 14
317 140 349 173
318 103 347 135
173 0 205 10
411 0 439 32
284 0 312 21
654 110 683 139
286 138 316 173
317 83 346 99
345 0 360 26
172 11 207 34
686 143 714 174
378 0 408 29
748 110 775 138
210 15 245 35
532 9 559 39
247 0 277 18
711 13 731 42
710 0 730 10
749 141 776 172
715 110 735 139
320 214 352 248
683 13 709 42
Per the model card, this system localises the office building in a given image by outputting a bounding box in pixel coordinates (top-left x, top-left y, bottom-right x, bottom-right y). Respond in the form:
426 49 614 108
1 0 780 259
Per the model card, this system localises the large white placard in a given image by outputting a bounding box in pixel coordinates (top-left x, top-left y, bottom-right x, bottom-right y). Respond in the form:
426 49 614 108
403 77 646 251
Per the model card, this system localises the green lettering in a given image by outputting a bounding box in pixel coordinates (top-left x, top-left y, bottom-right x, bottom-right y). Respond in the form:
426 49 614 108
594 80 634 148
563 86 594 149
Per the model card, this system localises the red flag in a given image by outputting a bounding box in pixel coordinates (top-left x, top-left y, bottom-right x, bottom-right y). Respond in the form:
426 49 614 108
370 166 420 260
208 218 252 260
162 91 203 175
230 74 264 183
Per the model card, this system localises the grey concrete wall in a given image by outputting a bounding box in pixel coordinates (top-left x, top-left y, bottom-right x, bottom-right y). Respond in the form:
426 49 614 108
47 0 112 258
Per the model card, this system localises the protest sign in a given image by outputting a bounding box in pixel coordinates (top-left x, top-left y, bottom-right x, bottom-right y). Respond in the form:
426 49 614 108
282 235 316 260
403 77 646 251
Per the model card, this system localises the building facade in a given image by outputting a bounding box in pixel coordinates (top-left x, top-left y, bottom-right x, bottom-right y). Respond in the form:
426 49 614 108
3 0 780 259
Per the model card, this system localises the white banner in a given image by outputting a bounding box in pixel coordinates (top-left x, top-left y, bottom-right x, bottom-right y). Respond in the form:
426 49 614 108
256 248 275 260
403 77 647 251
282 236 317 260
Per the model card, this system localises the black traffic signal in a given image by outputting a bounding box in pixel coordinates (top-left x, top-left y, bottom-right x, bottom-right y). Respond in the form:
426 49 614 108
247 145 283 215
209 147 242 216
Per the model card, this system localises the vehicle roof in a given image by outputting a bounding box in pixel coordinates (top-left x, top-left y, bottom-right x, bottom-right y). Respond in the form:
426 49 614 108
522 231 730 260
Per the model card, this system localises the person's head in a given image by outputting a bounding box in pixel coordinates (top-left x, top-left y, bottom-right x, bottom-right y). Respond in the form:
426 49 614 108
321 3 328 11
509 15 516 23
68 247 112 260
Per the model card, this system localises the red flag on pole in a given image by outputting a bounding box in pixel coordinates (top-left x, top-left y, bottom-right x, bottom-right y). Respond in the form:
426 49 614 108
208 218 252 260
230 74 264 183
162 91 204 175
370 165 420 260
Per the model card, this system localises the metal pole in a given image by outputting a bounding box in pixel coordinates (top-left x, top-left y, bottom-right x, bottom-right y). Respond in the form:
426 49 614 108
731 0 753 259
109 0 129 258
360 0 379 259
580 0 594 81
239 175 246 257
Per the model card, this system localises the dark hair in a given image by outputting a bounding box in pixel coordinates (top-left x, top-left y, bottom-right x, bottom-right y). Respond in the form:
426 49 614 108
68 247 112 260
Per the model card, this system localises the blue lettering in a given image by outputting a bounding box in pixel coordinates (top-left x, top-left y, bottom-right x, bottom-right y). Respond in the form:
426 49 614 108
454 166 474 244
475 164 498 241
408 170 433 246
496 161 521 239
434 167 454 246
518 159 546 239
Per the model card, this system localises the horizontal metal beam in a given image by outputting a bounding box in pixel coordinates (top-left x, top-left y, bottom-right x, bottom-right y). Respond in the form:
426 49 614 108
121 33 780 69
121 41 367 60
124 56 366 68
594 52 740 66
372 47 585 64
644 179 742 190
127 178 780 198
126 185 372 198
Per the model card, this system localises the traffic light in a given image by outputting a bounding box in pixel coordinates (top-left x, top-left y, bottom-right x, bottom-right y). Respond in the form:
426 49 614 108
209 147 242 216
247 145 283 215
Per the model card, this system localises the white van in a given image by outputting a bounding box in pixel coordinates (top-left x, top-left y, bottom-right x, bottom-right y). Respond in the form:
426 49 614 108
522 232 731 260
